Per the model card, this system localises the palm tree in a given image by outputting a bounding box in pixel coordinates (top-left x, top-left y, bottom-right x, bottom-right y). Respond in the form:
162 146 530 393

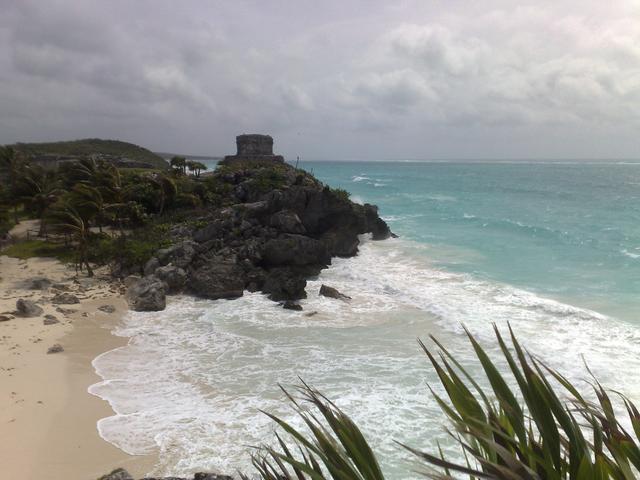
186 160 207 177
19 165 65 237
70 183 106 233
170 156 187 175
0 146 26 223
66 157 100 187
46 201 93 276
91 163 131 235
147 173 177 215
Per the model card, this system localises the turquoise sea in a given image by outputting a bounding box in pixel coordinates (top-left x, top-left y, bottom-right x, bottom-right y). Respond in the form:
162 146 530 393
90 160 640 479
307 160 640 322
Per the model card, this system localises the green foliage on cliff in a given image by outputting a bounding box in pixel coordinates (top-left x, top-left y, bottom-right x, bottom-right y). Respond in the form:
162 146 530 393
11 138 168 169
330 187 351 201
253 326 640 480
0 144 350 275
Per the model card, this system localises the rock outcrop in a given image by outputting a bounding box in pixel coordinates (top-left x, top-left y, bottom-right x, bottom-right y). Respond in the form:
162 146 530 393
319 284 351 301
120 136 392 310
15 298 43 317
125 276 167 311
47 343 64 354
51 292 80 304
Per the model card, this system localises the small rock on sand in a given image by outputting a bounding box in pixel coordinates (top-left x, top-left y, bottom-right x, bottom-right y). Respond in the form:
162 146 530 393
98 468 134 480
98 304 116 314
46 344 64 354
51 292 80 305
0 314 12 322
15 299 44 317
43 314 60 325
55 307 77 316
28 277 52 290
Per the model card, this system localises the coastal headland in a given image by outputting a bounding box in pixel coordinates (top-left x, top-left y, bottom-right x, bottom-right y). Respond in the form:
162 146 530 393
0 134 393 479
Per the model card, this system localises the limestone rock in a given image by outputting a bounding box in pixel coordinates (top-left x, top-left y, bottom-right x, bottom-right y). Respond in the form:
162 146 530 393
187 262 245 300
51 292 80 304
263 234 330 267
194 474 234 480
124 275 141 288
193 221 222 243
47 343 64 354
269 210 306 234
56 307 77 316
28 277 51 290
143 257 160 276
319 284 351 301
98 468 134 480
157 241 197 269
321 228 360 257
154 265 187 292
282 300 303 311
15 298 43 317
43 314 60 325
125 276 167 311
262 267 307 301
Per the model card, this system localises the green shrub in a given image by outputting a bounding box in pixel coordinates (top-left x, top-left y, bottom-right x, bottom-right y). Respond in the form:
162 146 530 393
330 187 351 202
242 168 289 196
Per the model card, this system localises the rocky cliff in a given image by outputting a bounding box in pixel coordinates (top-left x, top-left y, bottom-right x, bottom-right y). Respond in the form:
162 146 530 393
125 158 392 311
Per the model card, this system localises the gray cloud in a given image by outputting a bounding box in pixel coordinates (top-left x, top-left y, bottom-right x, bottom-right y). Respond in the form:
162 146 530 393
0 0 639 159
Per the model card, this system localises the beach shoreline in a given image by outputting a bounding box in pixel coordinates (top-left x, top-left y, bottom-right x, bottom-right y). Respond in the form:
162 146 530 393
0 255 155 480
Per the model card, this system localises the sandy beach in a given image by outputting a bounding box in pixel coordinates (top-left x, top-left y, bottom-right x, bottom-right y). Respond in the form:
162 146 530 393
0 254 155 479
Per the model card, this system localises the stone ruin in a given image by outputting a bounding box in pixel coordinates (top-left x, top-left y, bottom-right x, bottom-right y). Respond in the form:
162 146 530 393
221 134 284 164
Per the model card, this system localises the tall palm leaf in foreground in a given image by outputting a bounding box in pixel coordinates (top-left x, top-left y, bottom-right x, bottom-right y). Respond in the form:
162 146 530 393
251 325 640 480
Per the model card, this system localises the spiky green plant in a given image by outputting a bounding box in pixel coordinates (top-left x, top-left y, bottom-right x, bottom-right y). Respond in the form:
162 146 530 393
251 325 640 480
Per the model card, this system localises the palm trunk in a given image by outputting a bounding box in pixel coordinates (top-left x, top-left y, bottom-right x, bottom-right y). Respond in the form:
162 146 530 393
80 240 93 277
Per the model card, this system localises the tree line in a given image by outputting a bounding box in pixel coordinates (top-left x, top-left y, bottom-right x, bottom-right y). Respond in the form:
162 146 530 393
0 147 219 275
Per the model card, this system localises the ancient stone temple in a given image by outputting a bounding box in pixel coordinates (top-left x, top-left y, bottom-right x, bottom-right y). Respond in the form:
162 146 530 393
221 134 284 164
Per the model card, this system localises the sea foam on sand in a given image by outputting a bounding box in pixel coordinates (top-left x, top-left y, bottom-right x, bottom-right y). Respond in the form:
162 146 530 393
90 237 640 479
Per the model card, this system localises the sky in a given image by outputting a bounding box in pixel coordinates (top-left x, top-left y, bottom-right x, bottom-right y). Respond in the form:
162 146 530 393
1 0 639 160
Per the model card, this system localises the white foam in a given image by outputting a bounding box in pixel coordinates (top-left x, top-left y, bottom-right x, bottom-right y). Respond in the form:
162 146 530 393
90 237 640 478
621 249 640 259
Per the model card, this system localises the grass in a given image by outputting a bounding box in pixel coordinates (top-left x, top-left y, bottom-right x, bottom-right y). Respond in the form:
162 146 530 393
2 239 75 262
250 325 640 480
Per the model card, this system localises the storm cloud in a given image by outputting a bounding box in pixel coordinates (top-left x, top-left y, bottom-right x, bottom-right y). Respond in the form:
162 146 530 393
1 0 639 159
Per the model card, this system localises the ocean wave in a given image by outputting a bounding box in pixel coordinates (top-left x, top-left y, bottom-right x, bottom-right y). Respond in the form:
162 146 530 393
457 214 574 242
621 249 640 259
90 237 640 478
